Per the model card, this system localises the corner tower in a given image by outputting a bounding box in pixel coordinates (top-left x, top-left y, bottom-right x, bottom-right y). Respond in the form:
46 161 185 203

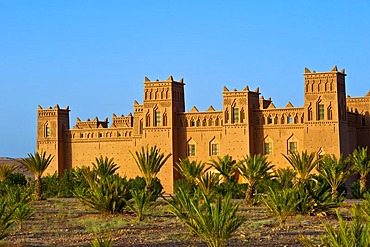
303 66 349 156
36 105 70 175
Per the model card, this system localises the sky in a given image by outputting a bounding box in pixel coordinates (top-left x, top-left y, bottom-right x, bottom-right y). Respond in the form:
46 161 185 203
1 1 370 158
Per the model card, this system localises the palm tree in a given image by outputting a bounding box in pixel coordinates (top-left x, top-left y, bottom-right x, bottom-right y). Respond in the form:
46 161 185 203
348 146 370 192
176 158 208 185
167 187 246 247
282 151 319 186
274 167 296 189
317 154 351 201
208 155 237 183
131 145 171 193
19 151 53 200
237 154 274 205
0 164 17 182
92 156 119 178
196 171 221 196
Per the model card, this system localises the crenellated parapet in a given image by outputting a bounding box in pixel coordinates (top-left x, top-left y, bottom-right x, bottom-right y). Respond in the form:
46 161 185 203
111 113 133 128
178 105 223 128
255 106 305 125
73 117 108 129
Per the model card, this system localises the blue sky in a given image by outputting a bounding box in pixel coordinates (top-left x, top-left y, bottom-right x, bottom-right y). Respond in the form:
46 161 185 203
1 1 369 158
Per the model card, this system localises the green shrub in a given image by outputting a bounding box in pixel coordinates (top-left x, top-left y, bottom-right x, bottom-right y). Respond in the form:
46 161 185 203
294 175 339 215
75 174 131 214
216 181 246 199
128 176 163 202
174 178 196 196
4 185 34 230
0 200 14 240
167 188 246 247
300 204 370 247
263 187 300 226
351 181 370 199
6 173 28 186
125 188 158 221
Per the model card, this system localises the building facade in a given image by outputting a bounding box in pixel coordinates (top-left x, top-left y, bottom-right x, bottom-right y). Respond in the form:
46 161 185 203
36 66 370 193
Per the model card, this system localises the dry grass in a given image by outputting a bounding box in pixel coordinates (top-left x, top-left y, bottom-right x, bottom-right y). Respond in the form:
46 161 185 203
2 198 353 246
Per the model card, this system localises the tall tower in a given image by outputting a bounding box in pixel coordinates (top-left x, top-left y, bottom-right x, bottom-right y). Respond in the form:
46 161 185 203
303 66 348 156
36 104 70 175
221 86 260 159
140 76 185 191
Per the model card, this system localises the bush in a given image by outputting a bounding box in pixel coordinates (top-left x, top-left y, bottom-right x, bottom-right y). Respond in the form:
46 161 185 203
6 173 28 186
263 187 300 226
300 204 370 246
128 176 163 202
167 188 246 247
75 174 132 214
351 181 370 199
216 181 246 199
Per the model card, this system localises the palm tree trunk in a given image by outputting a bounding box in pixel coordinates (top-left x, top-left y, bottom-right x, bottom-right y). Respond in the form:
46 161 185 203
331 188 338 202
245 184 254 205
360 174 367 192
36 178 42 200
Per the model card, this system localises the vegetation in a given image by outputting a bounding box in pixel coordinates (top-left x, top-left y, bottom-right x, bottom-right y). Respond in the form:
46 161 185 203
75 171 131 214
131 145 171 193
283 151 319 185
0 164 17 182
237 154 274 205
300 203 370 247
263 187 299 226
348 146 370 193
1 145 369 245
19 151 54 200
317 154 351 201
208 155 237 183
175 158 207 185
167 188 246 247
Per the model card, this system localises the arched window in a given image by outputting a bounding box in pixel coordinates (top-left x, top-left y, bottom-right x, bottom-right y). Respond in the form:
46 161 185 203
224 108 229 124
317 99 324 120
263 136 273 155
215 117 220 126
327 105 333 120
308 105 313 121
45 123 50 137
187 139 196 156
163 113 167 126
139 119 143 134
146 113 150 127
202 118 207 126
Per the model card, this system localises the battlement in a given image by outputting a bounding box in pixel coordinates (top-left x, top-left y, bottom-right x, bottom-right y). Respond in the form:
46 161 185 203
73 117 108 129
111 113 133 128
37 105 69 117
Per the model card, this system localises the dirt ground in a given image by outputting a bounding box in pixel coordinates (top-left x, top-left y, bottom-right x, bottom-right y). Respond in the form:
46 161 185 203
3 198 352 247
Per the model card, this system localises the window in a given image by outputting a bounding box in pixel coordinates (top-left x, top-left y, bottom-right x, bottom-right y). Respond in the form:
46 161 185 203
188 144 196 156
211 143 219 156
45 124 50 137
308 106 313 121
318 104 325 120
146 114 150 127
267 116 273 124
264 142 272 155
289 142 297 153
287 116 292 123
327 106 332 120
233 108 239 123
155 111 161 126
190 119 196 127
163 113 167 126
